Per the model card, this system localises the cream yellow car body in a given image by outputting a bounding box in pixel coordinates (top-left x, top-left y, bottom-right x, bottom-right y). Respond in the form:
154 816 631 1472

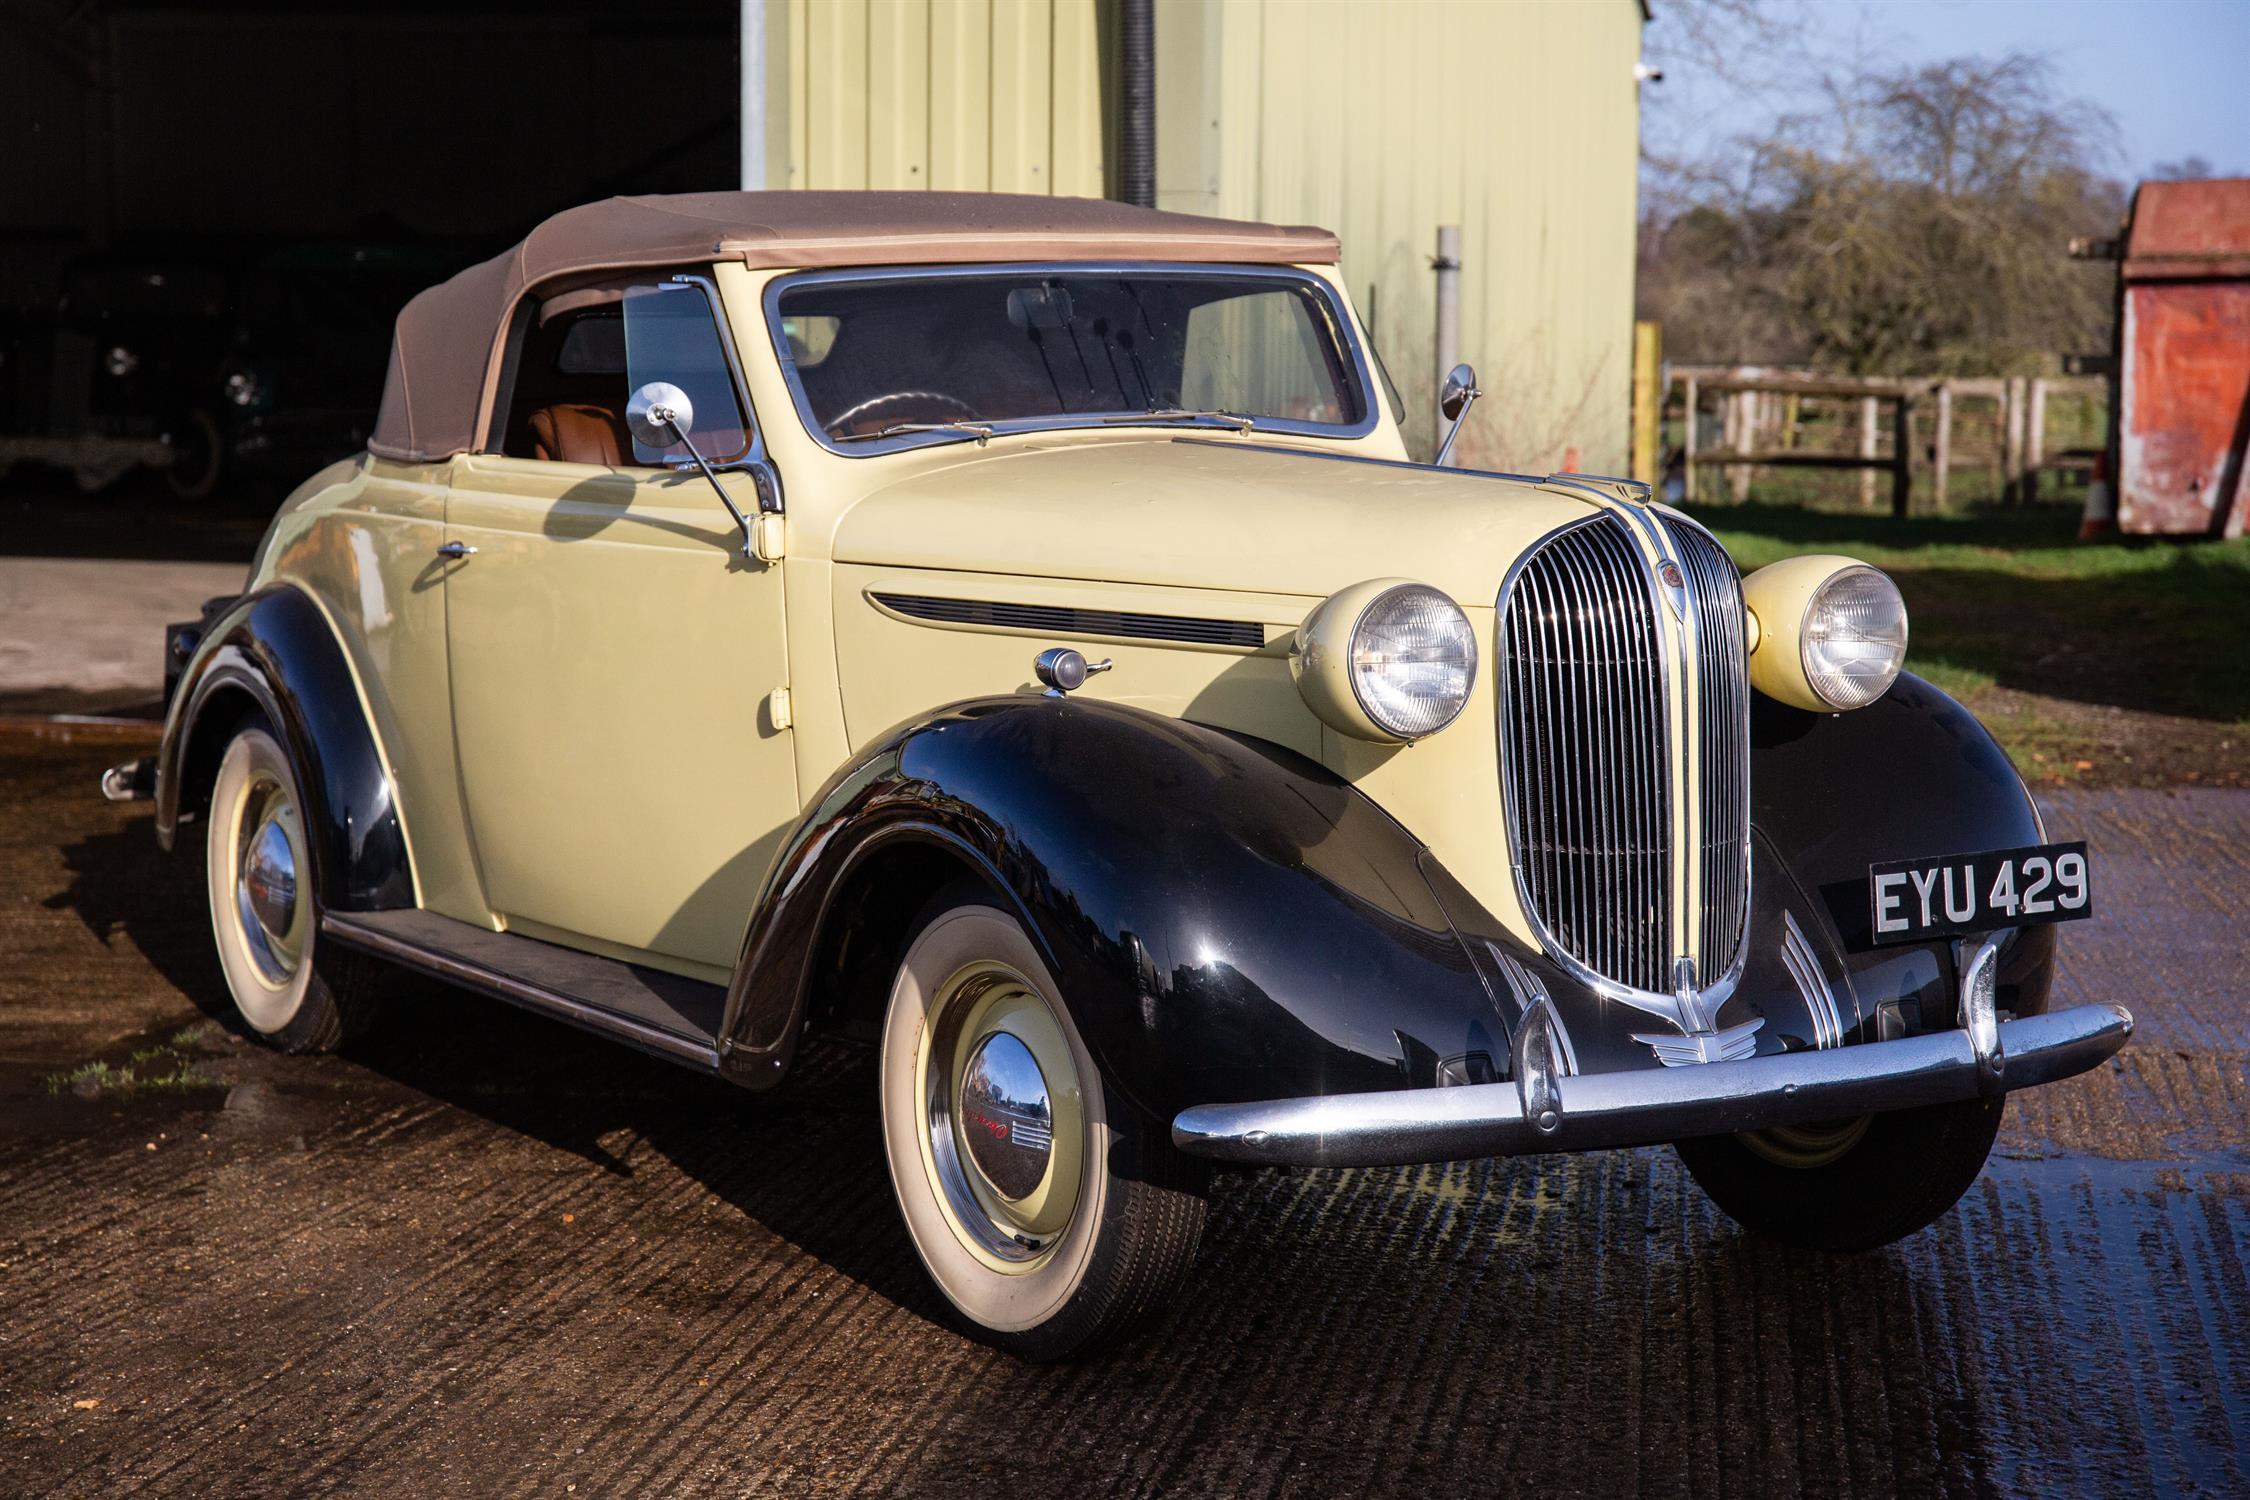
242 259 1648 980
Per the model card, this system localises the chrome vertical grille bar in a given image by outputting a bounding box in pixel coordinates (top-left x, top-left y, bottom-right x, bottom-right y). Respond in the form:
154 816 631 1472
1497 517 1672 995
1663 515 1752 984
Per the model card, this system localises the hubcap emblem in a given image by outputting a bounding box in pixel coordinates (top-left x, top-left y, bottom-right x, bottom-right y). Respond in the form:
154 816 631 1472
960 1032 1053 1201
243 818 297 943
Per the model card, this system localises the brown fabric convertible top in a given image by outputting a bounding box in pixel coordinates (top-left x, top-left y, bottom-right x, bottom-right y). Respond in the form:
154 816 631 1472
368 191 1342 463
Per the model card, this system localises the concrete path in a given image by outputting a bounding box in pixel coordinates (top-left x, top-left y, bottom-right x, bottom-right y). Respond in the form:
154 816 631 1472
0 557 245 713
0 742 2242 1496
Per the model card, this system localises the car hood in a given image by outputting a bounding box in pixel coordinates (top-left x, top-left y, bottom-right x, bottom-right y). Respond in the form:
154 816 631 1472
828 436 1604 604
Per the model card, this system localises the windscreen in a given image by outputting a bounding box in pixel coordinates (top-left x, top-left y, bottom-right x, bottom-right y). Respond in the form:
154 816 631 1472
773 271 1366 442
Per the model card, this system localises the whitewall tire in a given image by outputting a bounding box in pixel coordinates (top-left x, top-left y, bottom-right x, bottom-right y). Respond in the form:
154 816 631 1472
205 722 376 1052
879 896 1206 1360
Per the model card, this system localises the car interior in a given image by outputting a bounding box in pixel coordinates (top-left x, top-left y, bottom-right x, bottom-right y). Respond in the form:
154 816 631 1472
499 305 634 465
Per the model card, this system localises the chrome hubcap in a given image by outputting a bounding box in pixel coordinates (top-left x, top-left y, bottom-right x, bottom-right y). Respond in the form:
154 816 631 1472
233 778 305 987
959 1032 1054 1202
920 962 1084 1270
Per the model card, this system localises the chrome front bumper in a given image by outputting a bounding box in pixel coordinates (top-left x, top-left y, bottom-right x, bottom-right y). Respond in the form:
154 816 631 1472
1170 1002 2132 1168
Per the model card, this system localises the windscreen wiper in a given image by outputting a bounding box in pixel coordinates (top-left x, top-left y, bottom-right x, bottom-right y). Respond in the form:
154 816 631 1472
1104 408 1256 434
833 420 996 447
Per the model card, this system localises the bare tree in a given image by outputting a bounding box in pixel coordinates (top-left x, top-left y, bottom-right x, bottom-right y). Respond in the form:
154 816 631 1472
1641 49 2125 376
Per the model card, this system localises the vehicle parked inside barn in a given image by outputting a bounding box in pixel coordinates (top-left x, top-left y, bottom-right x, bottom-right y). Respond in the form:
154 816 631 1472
0 240 458 500
108 192 2130 1359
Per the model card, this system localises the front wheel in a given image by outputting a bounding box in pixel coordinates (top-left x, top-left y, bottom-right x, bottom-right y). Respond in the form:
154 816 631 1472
1674 1094 2005 1252
879 895 1206 1360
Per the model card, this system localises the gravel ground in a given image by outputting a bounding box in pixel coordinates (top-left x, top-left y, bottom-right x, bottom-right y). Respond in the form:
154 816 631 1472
1 731 2244 1497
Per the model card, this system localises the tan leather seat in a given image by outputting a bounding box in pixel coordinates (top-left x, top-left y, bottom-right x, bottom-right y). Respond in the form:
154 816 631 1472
527 403 631 465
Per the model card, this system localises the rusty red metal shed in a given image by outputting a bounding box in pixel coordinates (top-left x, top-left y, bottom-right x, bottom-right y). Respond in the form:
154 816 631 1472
2108 178 2250 536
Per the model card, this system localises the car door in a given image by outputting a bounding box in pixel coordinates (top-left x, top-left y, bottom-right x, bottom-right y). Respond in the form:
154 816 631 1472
441 277 796 980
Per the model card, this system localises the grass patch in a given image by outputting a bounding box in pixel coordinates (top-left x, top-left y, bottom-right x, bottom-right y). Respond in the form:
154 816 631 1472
45 1041 220 1098
1682 498 2250 786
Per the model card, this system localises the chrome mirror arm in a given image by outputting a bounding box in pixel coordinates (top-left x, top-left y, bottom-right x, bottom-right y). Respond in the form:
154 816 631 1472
630 379 758 557
1434 363 1482 468
663 420 756 558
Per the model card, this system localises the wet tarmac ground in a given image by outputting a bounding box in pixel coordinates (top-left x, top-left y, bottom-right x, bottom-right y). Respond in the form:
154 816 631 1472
2 730 2245 1496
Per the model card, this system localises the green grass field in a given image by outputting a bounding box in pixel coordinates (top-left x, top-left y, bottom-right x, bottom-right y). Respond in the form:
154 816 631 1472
1681 497 2250 787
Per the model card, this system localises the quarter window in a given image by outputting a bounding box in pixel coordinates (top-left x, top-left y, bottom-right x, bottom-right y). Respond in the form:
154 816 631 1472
498 277 750 467
623 283 750 465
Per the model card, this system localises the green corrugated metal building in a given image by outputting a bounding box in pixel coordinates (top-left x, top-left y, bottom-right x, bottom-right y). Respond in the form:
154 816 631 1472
744 0 1646 470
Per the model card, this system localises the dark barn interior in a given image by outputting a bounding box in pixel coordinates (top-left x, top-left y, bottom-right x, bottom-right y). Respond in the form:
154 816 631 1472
1 0 740 512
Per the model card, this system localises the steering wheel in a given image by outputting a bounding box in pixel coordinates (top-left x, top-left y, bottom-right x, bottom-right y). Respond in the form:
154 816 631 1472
827 389 980 436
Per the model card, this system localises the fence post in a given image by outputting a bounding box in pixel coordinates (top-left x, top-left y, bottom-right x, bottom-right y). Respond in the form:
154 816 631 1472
1631 322 1662 488
1681 375 1699 504
1932 382 1953 510
2016 375 2034 503
1433 225 1462 463
1858 396 1879 507
2025 377 2047 505
1891 393 1912 519
1730 392 1754 503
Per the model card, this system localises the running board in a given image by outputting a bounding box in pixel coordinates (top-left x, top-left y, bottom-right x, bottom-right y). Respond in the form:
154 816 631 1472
321 909 726 1072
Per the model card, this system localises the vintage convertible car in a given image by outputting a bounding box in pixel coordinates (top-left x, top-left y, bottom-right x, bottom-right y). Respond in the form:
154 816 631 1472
109 192 2130 1359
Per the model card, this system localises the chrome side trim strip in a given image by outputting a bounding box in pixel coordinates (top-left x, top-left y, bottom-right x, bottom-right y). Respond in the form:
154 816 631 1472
871 591 1264 648
1171 1002 2134 1168
320 912 723 1072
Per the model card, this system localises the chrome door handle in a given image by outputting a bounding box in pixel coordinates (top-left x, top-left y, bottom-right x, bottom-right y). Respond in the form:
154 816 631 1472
435 541 477 559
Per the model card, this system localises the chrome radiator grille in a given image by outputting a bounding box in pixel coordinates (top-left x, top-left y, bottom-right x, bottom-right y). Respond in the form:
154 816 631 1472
1498 519 1672 993
1666 517 1752 983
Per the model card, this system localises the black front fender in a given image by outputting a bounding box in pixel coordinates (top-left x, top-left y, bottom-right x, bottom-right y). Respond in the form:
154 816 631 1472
1750 670 2056 1024
717 697 1507 1119
155 584 414 913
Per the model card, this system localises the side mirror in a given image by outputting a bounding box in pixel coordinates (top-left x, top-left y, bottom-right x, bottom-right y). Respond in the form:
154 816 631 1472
1434 363 1481 467
1439 363 1480 422
626 381 695 448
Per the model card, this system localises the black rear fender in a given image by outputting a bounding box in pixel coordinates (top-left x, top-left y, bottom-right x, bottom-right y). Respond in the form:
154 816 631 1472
155 585 413 913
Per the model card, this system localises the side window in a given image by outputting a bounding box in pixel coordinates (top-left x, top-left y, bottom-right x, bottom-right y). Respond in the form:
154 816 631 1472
624 284 750 465
497 276 749 466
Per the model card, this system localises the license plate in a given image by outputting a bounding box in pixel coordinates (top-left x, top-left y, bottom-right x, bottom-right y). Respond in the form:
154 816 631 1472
1867 841 2093 945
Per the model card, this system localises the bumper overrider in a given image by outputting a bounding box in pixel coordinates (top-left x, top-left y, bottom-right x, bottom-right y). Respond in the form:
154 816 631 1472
1171 933 2133 1168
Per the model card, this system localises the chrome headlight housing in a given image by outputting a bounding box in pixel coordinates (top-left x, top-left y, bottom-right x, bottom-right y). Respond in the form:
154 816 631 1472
1294 579 1477 742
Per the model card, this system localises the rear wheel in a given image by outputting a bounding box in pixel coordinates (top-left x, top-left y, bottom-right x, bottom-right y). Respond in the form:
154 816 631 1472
879 895 1206 1360
165 409 225 501
1675 1095 2005 1252
204 721 377 1052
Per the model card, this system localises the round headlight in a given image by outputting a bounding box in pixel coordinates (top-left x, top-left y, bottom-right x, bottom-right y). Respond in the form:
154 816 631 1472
1293 579 1478 742
1801 565 1907 709
1349 584 1477 738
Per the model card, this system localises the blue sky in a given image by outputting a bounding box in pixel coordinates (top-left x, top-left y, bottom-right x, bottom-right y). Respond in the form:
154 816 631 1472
1646 0 2250 183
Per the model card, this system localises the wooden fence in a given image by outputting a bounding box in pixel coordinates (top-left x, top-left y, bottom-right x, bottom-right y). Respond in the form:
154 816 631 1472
1668 366 2108 516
